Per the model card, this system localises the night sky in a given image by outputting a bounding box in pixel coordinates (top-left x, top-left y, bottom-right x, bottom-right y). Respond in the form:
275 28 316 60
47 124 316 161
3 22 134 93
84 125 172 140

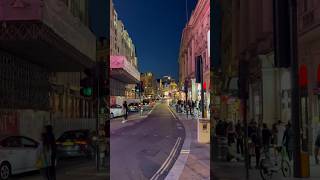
113 0 197 80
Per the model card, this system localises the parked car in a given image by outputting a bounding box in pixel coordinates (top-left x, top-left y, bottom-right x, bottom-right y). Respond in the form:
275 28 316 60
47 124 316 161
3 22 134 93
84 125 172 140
56 130 93 159
128 103 140 112
110 104 124 118
0 135 39 180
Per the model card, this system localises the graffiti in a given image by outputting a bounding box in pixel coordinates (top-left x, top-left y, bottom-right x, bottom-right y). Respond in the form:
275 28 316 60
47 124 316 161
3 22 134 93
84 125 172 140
0 110 18 134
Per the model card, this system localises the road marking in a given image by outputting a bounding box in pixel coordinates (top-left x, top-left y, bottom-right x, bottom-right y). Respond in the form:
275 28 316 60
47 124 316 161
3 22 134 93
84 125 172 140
180 149 190 154
168 106 178 120
150 137 181 180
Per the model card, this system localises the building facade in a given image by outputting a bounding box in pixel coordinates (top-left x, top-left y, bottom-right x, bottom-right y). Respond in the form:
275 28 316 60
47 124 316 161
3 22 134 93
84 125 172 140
140 72 157 99
110 0 140 106
0 0 97 139
179 0 210 118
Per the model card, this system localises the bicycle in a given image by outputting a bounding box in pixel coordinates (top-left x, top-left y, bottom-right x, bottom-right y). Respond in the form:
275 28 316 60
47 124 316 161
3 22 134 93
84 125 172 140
259 146 291 180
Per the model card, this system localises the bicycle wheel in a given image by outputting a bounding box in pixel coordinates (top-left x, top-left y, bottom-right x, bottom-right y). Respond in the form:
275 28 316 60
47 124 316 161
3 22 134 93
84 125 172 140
259 159 272 180
281 160 291 177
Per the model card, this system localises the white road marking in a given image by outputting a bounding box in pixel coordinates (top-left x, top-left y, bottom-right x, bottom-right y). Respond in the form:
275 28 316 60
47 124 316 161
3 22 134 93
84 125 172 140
150 137 181 180
168 106 178 120
180 149 190 154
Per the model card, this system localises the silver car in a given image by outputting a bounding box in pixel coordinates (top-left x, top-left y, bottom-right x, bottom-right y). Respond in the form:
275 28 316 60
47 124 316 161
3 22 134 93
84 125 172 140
0 135 39 180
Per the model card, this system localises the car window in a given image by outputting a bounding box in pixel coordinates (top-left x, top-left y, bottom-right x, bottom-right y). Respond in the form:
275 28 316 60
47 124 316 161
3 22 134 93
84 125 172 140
58 131 88 141
116 105 122 108
111 104 116 108
21 137 38 148
1 137 22 148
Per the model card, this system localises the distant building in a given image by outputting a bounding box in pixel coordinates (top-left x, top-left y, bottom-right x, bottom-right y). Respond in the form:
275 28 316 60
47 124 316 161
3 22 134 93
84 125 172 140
141 72 157 98
110 0 140 105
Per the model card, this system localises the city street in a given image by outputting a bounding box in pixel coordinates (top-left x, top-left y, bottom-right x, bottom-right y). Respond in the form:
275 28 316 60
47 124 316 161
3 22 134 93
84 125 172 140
110 102 185 180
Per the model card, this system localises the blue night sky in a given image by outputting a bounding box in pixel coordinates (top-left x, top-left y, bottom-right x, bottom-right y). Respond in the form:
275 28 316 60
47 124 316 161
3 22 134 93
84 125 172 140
113 0 197 80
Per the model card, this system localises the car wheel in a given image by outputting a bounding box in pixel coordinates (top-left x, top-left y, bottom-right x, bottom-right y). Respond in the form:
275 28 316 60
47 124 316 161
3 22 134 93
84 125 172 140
110 113 114 119
0 162 11 180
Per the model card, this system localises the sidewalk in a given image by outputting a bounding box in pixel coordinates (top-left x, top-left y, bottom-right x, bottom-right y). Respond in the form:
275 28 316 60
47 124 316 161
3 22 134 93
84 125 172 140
212 160 320 180
166 106 210 180
212 140 320 180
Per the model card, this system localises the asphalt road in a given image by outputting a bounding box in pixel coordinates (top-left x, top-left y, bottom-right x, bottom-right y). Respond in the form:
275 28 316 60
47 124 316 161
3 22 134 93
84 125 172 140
110 102 185 180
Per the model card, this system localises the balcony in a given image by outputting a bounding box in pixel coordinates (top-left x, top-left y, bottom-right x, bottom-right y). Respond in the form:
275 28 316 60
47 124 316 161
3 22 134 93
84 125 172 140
110 56 140 84
0 0 96 71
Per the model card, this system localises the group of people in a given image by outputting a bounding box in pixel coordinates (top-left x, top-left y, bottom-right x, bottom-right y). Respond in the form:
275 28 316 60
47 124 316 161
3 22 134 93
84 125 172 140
176 100 202 118
214 119 295 168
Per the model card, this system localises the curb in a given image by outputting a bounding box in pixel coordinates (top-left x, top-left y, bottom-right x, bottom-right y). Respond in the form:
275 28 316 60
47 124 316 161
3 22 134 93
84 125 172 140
165 106 193 180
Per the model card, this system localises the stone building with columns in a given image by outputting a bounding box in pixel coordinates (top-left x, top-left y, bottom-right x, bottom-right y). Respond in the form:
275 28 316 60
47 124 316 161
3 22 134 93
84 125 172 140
179 0 210 118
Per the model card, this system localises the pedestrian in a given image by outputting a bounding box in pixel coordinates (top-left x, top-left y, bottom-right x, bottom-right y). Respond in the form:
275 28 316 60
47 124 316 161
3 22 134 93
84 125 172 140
262 123 272 156
282 122 294 161
314 131 320 164
276 120 285 152
185 101 190 118
192 101 195 115
227 121 235 146
122 101 128 123
235 121 244 155
36 133 51 180
44 125 56 180
271 123 278 146
248 121 261 169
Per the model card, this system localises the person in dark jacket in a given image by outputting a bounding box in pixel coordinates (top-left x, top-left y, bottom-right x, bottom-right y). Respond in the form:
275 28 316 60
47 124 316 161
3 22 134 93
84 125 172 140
248 121 261 169
44 125 56 180
123 101 128 122
262 123 272 155
235 121 244 155
282 122 294 161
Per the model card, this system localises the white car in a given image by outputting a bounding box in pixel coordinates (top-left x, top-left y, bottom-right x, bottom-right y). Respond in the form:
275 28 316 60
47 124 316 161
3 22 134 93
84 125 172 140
0 135 39 180
110 104 124 118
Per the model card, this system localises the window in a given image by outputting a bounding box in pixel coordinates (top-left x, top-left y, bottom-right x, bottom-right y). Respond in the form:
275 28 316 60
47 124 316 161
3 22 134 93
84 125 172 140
21 137 38 148
1 137 22 148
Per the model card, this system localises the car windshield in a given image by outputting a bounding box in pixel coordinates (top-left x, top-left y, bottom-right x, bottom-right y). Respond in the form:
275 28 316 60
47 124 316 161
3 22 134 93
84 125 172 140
58 131 88 141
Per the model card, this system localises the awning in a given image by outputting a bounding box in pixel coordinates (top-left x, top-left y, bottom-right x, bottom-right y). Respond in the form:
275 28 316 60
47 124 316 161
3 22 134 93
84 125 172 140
110 55 140 84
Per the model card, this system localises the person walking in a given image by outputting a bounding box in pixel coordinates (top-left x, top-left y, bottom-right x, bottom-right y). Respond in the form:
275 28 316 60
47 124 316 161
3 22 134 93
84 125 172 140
276 120 285 152
248 121 261 169
282 122 294 161
186 101 190 119
36 133 52 180
235 121 244 155
44 125 56 180
262 123 272 157
122 101 128 123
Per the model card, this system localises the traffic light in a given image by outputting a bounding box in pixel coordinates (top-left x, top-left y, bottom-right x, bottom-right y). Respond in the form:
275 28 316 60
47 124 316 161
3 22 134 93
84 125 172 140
80 66 98 97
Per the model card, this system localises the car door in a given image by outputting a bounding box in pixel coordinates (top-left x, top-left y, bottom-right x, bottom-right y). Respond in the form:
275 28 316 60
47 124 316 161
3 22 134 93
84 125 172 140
1 136 24 174
21 137 39 170
117 104 123 116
